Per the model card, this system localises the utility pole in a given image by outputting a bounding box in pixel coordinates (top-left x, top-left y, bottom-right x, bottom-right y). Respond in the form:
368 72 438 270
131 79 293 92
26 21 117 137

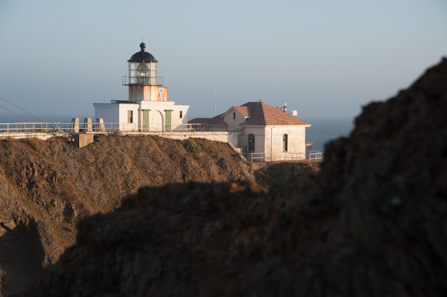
214 79 217 116
270 126 275 162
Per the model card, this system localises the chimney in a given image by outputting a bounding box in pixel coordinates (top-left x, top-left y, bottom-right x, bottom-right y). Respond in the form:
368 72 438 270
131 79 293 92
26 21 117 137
283 103 288 114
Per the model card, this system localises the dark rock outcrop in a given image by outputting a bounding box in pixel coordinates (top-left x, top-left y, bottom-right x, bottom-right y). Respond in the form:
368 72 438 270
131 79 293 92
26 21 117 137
21 57 447 296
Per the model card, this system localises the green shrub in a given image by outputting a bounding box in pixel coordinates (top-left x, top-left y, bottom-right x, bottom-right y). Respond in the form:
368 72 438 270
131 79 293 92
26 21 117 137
28 138 39 151
233 153 242 160
183 138 198 152
269 164 283 180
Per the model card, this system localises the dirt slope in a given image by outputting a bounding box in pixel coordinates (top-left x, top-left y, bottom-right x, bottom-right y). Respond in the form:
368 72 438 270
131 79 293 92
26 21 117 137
0 135 253 296
22 57 447 297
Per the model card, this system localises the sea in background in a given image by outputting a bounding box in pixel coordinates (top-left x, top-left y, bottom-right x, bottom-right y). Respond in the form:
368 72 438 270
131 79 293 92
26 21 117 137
0 114 94 124
0 113 355 156
304 118 355 154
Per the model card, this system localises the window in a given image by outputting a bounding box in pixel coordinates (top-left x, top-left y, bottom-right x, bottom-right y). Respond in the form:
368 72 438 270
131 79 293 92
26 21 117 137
128 110 133 123
180 111 183 118
233 112 236 120
283 134 288 152
248 134 255 152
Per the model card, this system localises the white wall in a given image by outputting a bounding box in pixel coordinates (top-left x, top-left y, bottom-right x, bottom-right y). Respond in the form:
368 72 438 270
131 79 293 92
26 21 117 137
94 102 140 130
175 105 190 125
118 104 140 131
139 101 190 131
94 101 190 132
235 125 309 161
264 125 308 159
223 108 246 132
94 103 120 123
238 126 265 153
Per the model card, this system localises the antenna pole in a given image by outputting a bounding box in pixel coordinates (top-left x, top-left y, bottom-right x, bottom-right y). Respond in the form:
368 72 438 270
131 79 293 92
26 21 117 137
214 79 217 116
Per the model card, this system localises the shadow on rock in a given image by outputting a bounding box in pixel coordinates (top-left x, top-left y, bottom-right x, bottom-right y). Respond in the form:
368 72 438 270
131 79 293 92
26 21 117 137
0 219 45 297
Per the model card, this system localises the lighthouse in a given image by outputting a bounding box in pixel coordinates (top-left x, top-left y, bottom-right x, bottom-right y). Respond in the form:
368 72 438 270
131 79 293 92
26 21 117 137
124 42 167 102
94 42 189 131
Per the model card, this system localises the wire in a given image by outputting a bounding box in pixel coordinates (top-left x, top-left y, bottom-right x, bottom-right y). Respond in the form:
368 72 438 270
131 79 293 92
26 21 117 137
0 96 46 123
0 96 71 137
0 103 31 122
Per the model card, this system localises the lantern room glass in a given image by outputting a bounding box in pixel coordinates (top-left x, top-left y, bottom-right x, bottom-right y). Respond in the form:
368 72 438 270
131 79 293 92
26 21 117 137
128 62 150 84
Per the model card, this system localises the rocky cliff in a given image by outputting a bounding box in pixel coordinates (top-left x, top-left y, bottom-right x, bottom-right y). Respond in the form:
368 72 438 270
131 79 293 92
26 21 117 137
22 57 447 297
0 135 253 296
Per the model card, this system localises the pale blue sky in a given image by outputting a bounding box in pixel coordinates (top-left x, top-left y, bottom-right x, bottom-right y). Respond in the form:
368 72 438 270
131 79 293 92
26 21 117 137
0 0 446 122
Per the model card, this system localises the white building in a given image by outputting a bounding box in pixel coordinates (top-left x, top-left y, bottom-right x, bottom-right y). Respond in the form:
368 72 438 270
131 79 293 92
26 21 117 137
91 43 316 161
190 102 312 161
94 42 189 131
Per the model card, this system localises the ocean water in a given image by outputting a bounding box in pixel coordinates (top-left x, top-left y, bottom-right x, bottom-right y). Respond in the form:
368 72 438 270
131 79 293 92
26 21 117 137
0 112 354 155
0 114 93 124
305 118 355 153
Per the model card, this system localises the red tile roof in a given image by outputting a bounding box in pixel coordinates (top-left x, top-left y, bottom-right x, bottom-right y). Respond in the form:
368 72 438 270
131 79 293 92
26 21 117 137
241 102 310 126
189 102 309 127
233 106 250 118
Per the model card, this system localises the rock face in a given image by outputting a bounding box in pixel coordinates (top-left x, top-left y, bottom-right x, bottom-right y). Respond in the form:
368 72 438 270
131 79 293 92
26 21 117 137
0 136 253 296
21 58 447 296
255 162 320 188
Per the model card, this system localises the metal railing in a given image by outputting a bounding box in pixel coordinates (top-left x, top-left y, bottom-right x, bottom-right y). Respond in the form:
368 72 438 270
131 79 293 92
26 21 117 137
0 122 213 134
0 122 73 134
122 76 164 86
248 151 323 162
308 151 323 161
249 152 306 162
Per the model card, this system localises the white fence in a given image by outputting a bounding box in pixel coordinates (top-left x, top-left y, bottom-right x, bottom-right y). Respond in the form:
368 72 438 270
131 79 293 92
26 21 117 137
0 122 211 134
309 151 323 161
248 151 323 162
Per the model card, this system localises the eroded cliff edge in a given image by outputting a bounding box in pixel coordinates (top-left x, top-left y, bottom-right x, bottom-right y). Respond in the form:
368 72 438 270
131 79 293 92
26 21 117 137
23 57 447 297
0 136 253 296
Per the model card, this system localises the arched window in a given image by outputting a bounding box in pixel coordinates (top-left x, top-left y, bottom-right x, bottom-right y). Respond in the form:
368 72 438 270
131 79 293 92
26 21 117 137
283 134 288 152
248 134 255 152
233 112 236 120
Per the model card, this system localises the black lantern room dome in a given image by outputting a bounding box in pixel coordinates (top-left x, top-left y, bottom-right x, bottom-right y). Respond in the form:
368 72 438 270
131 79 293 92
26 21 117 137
128 42 157 63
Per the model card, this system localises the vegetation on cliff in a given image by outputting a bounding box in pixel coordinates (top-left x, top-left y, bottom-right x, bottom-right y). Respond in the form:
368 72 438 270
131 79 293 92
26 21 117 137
255 162 321 188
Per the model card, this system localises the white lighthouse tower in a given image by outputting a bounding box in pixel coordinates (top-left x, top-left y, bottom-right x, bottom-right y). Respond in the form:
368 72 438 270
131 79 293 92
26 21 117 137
94 42 189 131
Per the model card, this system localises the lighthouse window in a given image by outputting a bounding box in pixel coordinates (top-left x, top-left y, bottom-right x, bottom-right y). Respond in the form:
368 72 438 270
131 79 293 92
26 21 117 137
180 111 183 118
128 110 133 123
283 134 288 152
136 63 150 84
